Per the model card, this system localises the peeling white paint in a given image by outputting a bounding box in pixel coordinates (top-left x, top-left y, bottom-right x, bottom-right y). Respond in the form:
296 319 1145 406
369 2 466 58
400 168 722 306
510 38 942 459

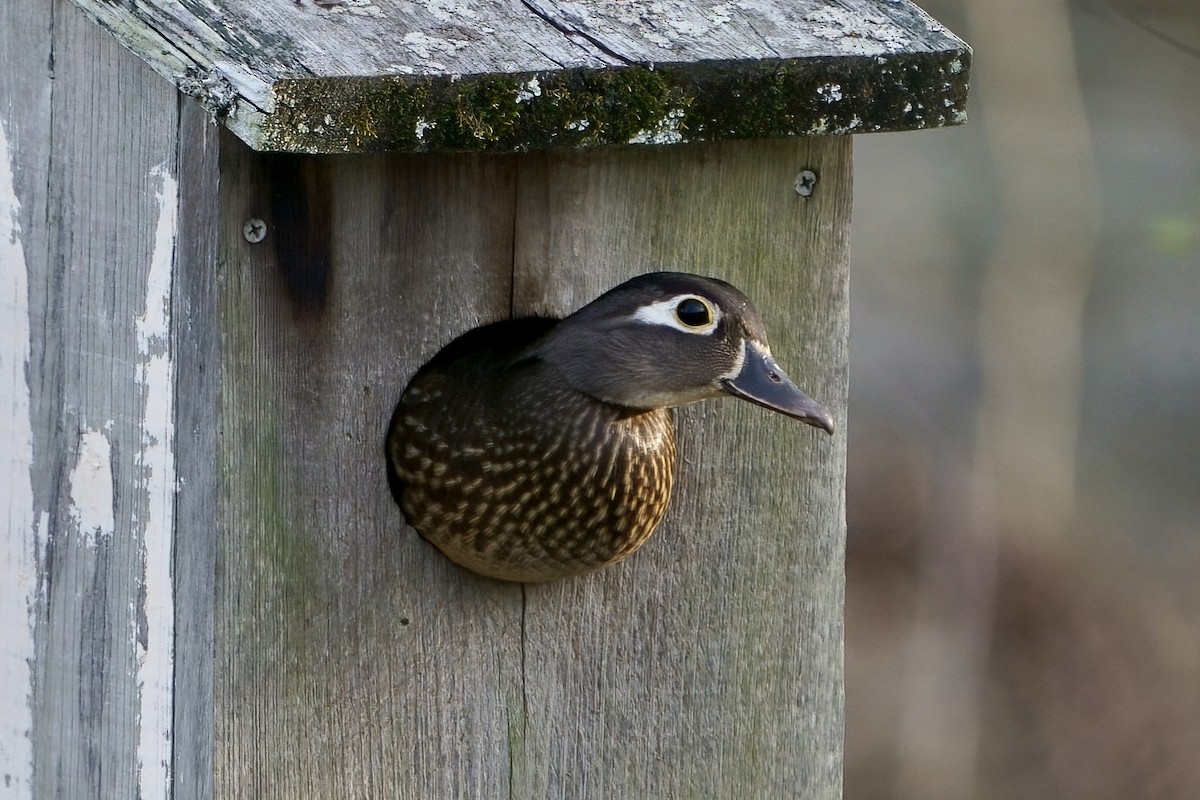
135 163 178 800
0 119 36 800
68 428 116 548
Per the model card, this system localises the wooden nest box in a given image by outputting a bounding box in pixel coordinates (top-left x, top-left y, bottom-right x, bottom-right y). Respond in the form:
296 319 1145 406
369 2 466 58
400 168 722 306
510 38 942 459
1 1 968 797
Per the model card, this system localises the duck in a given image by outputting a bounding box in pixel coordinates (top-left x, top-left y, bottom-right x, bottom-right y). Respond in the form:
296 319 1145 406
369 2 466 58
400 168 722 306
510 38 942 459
385 272 833 582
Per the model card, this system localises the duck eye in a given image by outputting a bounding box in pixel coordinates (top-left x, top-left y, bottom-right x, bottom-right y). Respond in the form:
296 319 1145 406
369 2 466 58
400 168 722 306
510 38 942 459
675 298 712 328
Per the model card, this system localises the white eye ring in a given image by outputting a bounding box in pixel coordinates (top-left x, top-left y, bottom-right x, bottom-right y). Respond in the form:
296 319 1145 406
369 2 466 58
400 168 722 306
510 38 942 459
631 294 721 334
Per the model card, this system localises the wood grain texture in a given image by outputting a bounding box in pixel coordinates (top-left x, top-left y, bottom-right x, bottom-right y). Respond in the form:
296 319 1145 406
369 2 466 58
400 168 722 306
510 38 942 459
213 134 524 797
7 3 858 797
172 97 222 800
0 1 54 796
69 0 969 153
7 3 184 797
212 135 847 797
513 138 849 797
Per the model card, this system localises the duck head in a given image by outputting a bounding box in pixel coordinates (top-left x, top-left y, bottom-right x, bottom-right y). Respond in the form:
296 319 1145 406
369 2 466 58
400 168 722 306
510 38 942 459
526 272 834 434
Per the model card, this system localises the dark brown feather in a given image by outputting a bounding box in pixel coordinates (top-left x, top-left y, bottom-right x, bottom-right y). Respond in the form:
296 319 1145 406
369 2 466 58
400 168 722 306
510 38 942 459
385 272 830 581
387 318 677 581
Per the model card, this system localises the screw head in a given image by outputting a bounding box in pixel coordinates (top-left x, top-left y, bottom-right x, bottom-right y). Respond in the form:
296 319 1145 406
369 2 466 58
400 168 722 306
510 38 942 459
794 170 818 197
242 218 267 244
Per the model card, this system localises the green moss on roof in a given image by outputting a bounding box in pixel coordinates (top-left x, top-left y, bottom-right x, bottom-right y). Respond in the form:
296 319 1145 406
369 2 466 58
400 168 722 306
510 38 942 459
260 52 968 154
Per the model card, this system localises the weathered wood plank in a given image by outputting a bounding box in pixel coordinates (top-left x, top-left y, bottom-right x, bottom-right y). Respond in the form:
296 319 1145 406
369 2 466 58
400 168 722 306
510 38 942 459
512 137 849 797
213 134 525 797
4 2 915 798
171 97 223 800
211 133 847 797
2 3 186 797
0 130 38 800
0 0 54 796
69 0 969 153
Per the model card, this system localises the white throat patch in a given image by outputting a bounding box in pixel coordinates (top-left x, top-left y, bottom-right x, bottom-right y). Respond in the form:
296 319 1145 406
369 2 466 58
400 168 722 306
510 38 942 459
630 294 721 335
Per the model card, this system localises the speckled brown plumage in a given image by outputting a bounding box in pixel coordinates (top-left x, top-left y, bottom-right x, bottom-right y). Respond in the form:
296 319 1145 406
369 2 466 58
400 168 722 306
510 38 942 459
386 273 833 582
388 318 676 581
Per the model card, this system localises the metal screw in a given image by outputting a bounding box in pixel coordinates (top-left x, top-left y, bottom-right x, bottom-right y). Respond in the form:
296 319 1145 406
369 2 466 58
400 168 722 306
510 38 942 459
242 218 267 243
794 170 818 197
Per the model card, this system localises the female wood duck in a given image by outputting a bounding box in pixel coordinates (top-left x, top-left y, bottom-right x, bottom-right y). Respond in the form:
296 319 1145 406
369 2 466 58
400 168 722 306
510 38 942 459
386 272 833 582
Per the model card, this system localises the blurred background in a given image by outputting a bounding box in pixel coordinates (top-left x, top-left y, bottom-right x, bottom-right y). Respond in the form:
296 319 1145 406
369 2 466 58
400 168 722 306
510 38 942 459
845 0 1200 796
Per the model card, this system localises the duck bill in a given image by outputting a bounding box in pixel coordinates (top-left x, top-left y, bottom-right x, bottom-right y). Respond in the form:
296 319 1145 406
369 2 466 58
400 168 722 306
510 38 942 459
721 342 835 434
